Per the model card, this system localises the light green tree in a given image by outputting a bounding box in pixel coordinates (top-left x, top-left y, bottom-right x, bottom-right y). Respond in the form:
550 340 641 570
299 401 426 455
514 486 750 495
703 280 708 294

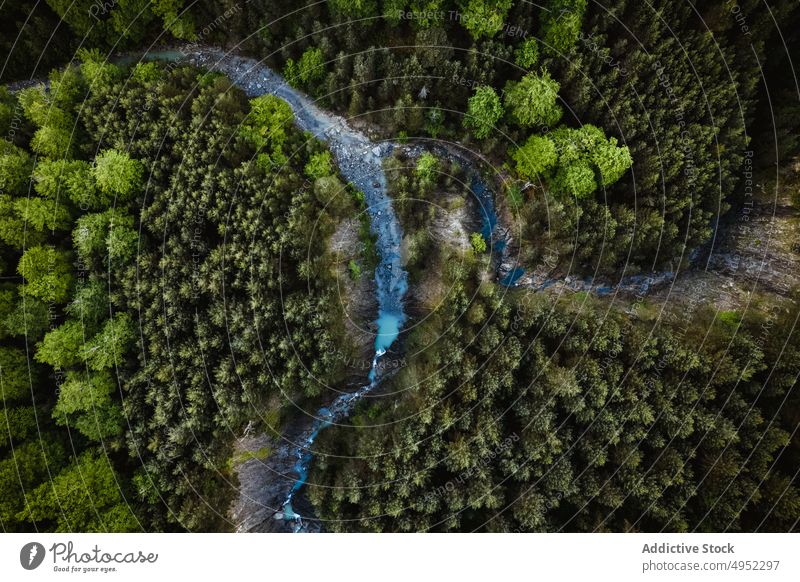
81 312 135 371
0 145 32 195
0 195 40 247
415 152 439 184
592 136 634 186
546 125 632 196
328 0 378 17
514 38 539 69
285 47 326 88
551 161 596 199
17 246 73 303
52 370 123 441
240 95 294 168
73 212 110 264
66 280 109 329
150 0 196 40
2 295 49 340
470 232 487 253
540 0 587 56
34 159 98 208
13 197 71 233
512 135 558 180
92 150 143 202
458 0 513 40
503 71 562 128
464 86 503 139
106 213 138 263
35 320 87 370
305 151 334 180
30 125 75 160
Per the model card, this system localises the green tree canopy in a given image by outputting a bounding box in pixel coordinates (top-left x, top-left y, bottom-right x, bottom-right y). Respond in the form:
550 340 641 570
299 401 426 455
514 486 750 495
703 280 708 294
540 0 587 56
240 94 294 168
458 0 513 40
66 280 109 330
52 370 123 441
17 246 73 303
80 312 135 371
415 152 439 184
24 452 139 532
285 47 326 89
34 159 98 209
2 295 49 340
514 38 540 69
0 348 33 402
546 125 633 197
550 160 596 199
305 150 334 180
463 86 503 139
0 406 38 448
35 319 87 370
512 135 558 180
91 150 143 202
328 0 378 18
0 439 65 529
470 232 487 253
0 145 33 195
503 71 563 128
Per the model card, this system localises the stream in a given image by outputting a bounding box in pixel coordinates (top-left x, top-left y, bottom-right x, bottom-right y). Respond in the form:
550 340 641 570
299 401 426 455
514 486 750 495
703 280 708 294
18 45 675 532
139 48 409 531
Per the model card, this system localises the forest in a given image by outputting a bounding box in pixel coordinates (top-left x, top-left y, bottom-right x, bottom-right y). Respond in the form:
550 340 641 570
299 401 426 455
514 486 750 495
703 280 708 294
310 260 800 531
1 53 365 530
0 0 799 533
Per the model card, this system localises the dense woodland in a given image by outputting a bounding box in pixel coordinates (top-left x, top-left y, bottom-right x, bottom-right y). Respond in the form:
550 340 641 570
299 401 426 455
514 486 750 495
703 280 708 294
0 1 799 532
310 260 800 532
1 54 362 530
7 0 799 271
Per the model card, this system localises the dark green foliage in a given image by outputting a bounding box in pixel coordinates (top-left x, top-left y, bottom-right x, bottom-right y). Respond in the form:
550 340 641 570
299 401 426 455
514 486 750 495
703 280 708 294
0 439 66 529
0 1 72 83
0 347 33 401
73 62 361 530
310 261 800 532
1 54 363 532
0 0 797 535
0 406 38 448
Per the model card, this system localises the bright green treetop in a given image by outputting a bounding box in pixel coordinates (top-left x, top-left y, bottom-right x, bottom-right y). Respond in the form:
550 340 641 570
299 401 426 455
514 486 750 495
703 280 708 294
17 246 73 304
512 135 558 180
458 0 514 40
464 86 504 139
504 71 563 128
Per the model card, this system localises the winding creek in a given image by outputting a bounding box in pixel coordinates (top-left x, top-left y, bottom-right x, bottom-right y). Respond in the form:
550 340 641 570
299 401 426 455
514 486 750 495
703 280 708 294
13 45 678 532
132 48 676 532
144 48 409 531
